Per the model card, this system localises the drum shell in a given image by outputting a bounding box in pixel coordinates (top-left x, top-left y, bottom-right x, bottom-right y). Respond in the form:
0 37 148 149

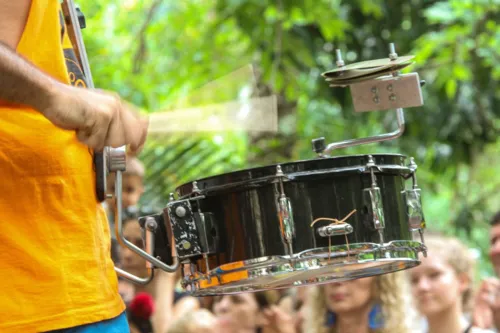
176 154 412 268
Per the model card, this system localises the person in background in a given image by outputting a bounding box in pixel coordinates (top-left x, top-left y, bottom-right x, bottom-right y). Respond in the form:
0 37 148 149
105 155 146 215
127 292 155 333
212 290 296 333
472 211 500 331
303 273 410 333
278 286 311 333
166 309 221 333
119 217 201 333
409 234 492 333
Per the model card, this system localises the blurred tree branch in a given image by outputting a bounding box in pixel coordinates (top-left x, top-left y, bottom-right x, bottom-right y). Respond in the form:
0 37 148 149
133 0 163 74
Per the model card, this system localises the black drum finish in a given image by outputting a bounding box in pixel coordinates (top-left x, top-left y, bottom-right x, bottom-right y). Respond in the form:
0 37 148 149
175 154 413 268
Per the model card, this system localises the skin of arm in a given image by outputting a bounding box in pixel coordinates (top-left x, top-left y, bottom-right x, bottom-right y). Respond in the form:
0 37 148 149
0 0 58 111
0 40 62 112
0 0 148 151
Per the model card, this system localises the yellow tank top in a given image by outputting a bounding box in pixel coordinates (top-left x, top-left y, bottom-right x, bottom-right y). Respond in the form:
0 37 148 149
0 1 125 332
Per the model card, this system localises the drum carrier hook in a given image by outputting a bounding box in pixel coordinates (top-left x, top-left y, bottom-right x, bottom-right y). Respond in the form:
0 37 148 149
111 147 180 284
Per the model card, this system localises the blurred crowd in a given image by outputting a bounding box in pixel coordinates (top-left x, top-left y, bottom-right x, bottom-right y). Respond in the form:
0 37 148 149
106 157 500 333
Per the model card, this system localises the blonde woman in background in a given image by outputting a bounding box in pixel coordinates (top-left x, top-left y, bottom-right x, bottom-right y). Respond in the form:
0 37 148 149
409 235 493 333
303 272 410 333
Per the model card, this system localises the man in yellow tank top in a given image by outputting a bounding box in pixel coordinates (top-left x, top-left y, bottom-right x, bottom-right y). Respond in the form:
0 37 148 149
0 1 149 332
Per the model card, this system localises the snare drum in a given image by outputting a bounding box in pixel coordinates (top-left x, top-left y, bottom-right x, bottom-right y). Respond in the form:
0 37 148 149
142 154 426 296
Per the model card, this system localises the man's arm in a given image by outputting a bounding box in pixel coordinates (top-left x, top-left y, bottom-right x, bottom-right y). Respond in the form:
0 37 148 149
0 41 60 111
0 0 31 49
0 40 148 152
0 0 55 110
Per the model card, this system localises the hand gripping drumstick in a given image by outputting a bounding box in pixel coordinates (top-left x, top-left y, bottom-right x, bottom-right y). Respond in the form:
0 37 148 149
60 0 107 202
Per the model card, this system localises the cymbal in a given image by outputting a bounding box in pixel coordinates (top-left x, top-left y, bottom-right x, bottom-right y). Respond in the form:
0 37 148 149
322 55 415 81
326 63 410 87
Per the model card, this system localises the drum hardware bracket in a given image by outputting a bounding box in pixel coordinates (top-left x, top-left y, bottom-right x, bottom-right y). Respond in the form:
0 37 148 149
166 198 219 263
190 181 215 273
311 43 425 157
194 212 219 273
276 165 295 257
349 73 423 113
363 156 386 244
167 200 203 258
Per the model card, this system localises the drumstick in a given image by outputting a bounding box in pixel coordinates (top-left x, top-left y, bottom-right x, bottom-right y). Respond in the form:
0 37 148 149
147 95 278 134
147 65 278 134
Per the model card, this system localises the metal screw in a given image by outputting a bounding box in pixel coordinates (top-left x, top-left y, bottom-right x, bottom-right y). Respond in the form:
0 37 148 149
366 155 376 168
389 42 398 60
371 86 378 94
389 94 397 101
409 157 418 170
335 49 345 67
387 84 393 92
175 206 187 218
373 96 380 104
192 181 200 192
276 165 284 176
145 217 158 232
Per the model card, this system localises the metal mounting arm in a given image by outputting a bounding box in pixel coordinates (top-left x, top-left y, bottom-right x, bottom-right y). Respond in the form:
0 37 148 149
110 147 180 285
313 108 405 157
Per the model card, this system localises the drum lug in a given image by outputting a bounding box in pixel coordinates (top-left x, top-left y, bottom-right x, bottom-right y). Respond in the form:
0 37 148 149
276 165 295 256
278 196 295 242
363 155 386 244
404 157 426 251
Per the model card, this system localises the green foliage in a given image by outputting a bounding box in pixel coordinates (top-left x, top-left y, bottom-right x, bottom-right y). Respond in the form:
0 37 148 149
83 0 499 276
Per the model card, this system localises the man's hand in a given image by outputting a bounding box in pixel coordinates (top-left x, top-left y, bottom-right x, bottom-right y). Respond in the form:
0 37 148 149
472 278 500 330
41 84 149 152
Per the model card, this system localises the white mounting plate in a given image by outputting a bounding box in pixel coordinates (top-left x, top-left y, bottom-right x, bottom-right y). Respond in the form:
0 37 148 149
350 73 423 112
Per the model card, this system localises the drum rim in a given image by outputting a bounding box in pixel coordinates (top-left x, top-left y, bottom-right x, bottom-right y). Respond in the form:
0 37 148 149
181 240 426 296
176 153 409 196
